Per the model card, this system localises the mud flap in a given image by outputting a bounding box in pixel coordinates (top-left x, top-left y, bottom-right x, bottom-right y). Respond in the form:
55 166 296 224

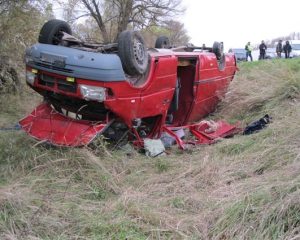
19 102 114 147
163 120 243 149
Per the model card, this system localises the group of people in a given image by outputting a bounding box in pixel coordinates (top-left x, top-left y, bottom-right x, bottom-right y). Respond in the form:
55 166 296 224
244 40 292 61
275 40 292 59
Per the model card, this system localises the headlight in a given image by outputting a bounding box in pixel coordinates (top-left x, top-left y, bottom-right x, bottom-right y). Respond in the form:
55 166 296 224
26 69 37 85
79 84 106 102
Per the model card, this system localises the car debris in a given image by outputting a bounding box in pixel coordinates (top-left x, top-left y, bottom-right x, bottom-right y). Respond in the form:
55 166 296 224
20 19 242 150
242 114 271 135
0 124 22 131
144 139 166 157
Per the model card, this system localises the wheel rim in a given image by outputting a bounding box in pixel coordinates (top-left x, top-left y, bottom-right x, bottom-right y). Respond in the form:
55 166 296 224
52 29 64 45
162 40 169 48
219 42 224 53
216 43 223 58
133 36 146 68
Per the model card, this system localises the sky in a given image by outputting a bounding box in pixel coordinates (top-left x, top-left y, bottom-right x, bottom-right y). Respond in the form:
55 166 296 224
181 0 300 51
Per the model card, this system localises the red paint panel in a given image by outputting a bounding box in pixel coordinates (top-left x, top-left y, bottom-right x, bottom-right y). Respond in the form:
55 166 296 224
186 54 236 124
103 89 173 127
191 120 243 139
141 56 178 96
19 102 112 147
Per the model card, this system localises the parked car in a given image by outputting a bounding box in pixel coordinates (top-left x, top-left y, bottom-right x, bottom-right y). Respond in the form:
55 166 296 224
20 19 241 149
228 48 247 62
265 48 278 59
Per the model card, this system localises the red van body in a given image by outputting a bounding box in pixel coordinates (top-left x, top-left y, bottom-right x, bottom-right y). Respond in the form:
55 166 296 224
20 20 240 149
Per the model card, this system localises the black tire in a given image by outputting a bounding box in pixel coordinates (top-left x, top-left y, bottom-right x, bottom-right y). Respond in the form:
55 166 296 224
118 30 148 75
155 35 171 48
38 19 72 45
212 41 224 60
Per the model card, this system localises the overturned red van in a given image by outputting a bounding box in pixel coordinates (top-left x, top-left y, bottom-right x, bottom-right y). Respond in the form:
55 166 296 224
20 19 241 149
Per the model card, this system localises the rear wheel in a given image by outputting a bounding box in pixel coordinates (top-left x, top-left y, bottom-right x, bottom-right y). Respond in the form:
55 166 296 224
212 41 224 60
38 19 72 45
155 35 171 48
118 30 148 75
212 41 226 70
217 53 226 70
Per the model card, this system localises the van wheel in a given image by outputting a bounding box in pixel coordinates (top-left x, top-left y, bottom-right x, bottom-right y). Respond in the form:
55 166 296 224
212 41 224 60
38 19 72 45
155 35 171 48
217 53 226 70
118 30 148 75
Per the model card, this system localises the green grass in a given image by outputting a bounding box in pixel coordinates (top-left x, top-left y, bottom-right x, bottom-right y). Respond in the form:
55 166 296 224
1 58 300 239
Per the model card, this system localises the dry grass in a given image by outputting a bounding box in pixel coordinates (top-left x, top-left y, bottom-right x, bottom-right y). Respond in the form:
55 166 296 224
0 85 42 129
1 58 300 239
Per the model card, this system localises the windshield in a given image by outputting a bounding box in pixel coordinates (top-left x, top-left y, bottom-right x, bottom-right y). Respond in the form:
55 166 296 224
291 44 300 50
231 49 246 54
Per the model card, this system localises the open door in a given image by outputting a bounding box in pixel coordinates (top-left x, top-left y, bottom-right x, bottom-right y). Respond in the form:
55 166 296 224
169 63 196 125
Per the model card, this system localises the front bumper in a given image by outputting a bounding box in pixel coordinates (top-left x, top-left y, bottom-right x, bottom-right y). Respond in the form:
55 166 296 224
19 102 114 147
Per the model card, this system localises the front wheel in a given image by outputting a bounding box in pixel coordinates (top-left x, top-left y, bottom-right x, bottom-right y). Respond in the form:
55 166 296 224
38 19 72 45
118 30 148 75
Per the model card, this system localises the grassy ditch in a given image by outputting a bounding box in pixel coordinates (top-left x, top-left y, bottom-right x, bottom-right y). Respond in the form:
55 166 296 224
1 58 300 239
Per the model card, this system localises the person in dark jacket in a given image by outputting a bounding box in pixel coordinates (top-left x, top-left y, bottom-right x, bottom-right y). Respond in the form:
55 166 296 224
283 41 292 58
276 40 283 59
259 40 267 60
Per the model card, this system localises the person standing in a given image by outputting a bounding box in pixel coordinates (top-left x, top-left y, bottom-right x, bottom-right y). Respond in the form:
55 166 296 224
259 40 267 60
283 41 292 58
276 40 283 59
245 42 253 61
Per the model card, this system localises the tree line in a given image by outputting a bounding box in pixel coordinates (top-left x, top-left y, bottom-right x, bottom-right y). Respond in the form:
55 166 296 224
59 0 190 46
1 0 299 93
0 0 189 93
